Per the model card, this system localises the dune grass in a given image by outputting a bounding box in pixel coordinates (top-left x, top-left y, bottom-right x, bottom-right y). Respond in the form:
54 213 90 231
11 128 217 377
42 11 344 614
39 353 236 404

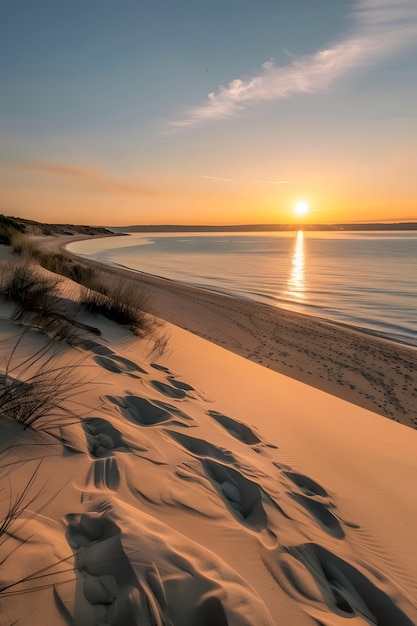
36 252 96 287
80 278 152 335
9 233 153 336
0 215 25 246
0 461 77 602
11 236 97 290
0 262 83 343
0 335 87 432
0 261 103 342
0 462 46 542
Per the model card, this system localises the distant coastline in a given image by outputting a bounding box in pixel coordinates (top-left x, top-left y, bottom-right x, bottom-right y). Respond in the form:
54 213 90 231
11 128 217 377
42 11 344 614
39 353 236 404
111 222 417 233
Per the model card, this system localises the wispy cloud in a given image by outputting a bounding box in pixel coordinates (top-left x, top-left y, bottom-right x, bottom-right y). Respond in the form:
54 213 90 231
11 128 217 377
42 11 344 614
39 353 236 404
14 161 154 195
197 175 292 184
197 174 238 182
254 180 290 185
168 0 417 128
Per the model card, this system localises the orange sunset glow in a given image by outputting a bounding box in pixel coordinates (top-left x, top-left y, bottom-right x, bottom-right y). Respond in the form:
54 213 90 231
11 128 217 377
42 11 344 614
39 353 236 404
1 5 417 626
1 1 416 227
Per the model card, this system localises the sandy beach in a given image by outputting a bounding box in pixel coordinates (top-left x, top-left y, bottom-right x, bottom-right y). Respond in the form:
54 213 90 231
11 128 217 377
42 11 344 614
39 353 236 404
55 234 417 429
0 235 416 625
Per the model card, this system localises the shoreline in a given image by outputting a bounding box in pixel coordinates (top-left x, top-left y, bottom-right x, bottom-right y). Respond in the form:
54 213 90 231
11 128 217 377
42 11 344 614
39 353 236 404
66 231 417 349
41 234 417 429
98 257 417 350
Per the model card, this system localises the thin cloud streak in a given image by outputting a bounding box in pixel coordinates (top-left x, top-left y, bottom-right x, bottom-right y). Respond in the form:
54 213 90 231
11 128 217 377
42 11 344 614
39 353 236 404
168 0 417 128
198 175 292 184
197 175 238 182
255 180 290 185
15 161 155 196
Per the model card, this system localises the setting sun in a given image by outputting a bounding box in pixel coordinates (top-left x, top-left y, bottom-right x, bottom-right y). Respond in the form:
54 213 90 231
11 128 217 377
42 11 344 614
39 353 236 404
294 201 309 217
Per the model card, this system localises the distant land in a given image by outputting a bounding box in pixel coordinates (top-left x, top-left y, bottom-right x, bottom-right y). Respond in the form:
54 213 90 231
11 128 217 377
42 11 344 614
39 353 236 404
112 222 417 233
0 214 112 243
2 215 417 236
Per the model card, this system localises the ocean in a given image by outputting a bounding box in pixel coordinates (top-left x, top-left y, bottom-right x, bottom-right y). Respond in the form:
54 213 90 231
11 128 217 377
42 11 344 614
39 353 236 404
67 231 417 347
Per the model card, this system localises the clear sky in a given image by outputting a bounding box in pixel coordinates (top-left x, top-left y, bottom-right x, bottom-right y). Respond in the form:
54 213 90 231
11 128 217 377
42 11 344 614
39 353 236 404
1 0 416 226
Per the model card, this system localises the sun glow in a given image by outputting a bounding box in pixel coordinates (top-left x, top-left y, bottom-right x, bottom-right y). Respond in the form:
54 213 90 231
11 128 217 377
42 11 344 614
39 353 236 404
294 201 309 217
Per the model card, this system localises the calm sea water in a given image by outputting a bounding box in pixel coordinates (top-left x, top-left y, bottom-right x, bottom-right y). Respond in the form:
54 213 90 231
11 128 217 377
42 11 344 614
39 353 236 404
67 231 417 347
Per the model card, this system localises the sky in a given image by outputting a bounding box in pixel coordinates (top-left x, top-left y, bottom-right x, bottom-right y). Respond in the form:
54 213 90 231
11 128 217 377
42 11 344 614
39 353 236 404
1 0 417 226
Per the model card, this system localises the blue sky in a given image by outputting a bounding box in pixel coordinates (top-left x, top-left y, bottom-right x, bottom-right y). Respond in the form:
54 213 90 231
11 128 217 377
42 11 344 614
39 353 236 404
1 0 416 225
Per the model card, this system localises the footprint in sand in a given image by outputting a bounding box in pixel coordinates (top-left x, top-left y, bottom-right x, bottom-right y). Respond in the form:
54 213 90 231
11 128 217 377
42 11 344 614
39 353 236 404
150 363 172 373
93 353 147 375
76 339 113 355
207 410 277 451
82 417 125 491
150 366 208 402
271 542 415 625
152 399 193 422
150 379 188 399
65 500 272 626
208 410 261 444
288 492 344 539
204 411 348 541
84 409 167 469
87 457 120 490
167 376 195 392
106 394 189 427
201 458 277 547
166 430 236 464
283 471 328 497
83 417 126 456
283 470 346 539
77 339 147 375
65 511 144 625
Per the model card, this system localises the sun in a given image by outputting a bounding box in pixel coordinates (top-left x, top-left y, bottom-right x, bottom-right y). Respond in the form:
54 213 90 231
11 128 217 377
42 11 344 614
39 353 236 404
294 201 309 217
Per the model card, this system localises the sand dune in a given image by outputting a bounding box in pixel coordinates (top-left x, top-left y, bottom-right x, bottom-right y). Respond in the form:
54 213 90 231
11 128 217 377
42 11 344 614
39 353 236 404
0 240 416 624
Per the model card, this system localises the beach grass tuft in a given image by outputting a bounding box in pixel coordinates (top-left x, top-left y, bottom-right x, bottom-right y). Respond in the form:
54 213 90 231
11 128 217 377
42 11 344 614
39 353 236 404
0 335 86 432
80 278 151 335
0 215 26 247
8 233 153 336
0 262 84 343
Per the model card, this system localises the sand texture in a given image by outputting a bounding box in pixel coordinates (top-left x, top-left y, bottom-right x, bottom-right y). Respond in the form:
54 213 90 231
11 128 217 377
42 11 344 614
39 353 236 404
0 239 416 625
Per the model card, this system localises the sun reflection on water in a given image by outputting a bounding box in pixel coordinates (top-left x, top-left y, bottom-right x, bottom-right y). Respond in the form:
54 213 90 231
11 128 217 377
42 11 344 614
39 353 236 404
288 230 305 298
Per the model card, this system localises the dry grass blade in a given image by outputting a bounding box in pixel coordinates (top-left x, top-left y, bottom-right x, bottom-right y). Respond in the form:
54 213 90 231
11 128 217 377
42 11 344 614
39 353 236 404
0 333 88 432
0 262 76 341
80 277 152 335
0 462 44 544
